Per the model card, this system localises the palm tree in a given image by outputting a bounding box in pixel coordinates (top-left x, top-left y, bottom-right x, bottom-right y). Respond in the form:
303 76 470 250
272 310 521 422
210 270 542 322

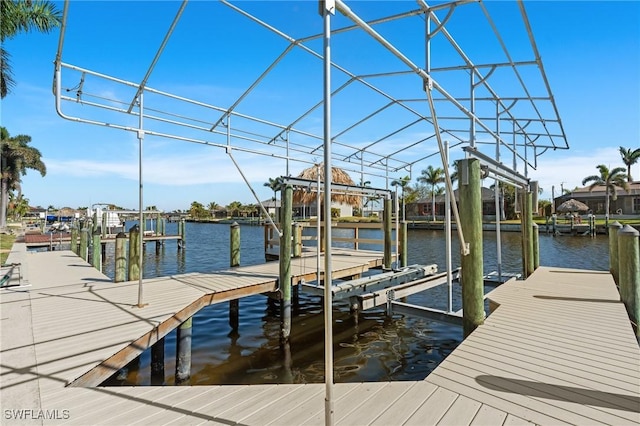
1 0 61 98
207 201 219 218
227 201 243 219
391 175 411 221
264 177 283 218
581 165 628 218
1 127 46 227
418 165 445 221
619 147 640 182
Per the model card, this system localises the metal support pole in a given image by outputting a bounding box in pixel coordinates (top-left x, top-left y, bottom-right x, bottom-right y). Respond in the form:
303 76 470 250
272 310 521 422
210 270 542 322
445 140 453 313
322 2 335 424
136 93 145 308
459 159 484 338
280 185 293 342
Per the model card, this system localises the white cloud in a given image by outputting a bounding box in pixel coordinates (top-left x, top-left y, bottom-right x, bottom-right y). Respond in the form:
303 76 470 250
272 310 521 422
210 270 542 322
45 151 288 186
528 146 631 200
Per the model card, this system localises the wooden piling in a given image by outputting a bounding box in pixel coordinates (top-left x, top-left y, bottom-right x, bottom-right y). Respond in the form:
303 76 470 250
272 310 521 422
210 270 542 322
91 230 101 271
532 222 540 271
70 225 78 255
618 225 639 330
383 197 392 269
280 185 293 342
101 212 107 238
458 158 484 338
230 222 240 267
128 225 140 281
79 227 88 262
520 189 533 278
399 220 408 268
551 214 557 235
114 232 127 283
150 337 165 385
292 223 302 258
178 219 186 249
229 222 240 331
175 317 192 384
608 221 623 285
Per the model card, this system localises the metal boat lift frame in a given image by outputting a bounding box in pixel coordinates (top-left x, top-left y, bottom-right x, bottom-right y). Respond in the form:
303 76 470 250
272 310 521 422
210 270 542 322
53 1 568 424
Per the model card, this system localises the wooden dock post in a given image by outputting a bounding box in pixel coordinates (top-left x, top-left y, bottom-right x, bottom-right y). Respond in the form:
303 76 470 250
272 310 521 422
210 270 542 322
608 221 623 285
114 232 127 283
178 219 186 250
128 225 140 281
458 158 484 338
229 222 240 331
175 317 192 384
383 197 392 269
79 226 88 262
292 223 302 258
101 212 107 238
91 230 101 271
150 337 165 385
400 220 408 268
618 225 639 329
280 185 293 342
520 189 533 278
532 222 540 271
551 214 557 235
70 225 78 255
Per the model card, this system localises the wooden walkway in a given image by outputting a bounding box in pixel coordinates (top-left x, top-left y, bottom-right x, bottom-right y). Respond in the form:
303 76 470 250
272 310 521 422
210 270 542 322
1 245 639 425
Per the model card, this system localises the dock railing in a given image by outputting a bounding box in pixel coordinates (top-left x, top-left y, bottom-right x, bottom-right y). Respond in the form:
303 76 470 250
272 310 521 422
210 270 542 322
264 221 397 257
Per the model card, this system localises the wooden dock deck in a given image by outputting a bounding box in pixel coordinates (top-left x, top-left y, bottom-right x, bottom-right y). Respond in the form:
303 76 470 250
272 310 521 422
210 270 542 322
1 244 638 425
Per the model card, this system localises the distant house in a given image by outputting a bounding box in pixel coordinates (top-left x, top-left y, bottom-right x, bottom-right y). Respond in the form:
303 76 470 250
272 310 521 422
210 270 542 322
261 198 353 219
554 181 640 215
407 187 503 220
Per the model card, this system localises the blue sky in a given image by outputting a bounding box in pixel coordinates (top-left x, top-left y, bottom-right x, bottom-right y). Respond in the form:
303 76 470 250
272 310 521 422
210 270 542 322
2 0 639 211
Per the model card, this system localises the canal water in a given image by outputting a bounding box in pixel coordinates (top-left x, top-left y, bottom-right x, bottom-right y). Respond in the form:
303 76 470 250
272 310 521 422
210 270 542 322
100 222 609 386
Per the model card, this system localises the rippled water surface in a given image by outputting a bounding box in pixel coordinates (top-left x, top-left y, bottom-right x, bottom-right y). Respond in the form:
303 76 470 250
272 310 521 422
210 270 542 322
100 222 609 386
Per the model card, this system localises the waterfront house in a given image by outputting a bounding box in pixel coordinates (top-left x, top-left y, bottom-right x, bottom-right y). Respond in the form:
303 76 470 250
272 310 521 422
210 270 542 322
554 181 640 215
407 187 502 220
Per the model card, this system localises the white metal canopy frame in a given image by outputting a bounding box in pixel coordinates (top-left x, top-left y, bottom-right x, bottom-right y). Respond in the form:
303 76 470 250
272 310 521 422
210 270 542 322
53 1 568 424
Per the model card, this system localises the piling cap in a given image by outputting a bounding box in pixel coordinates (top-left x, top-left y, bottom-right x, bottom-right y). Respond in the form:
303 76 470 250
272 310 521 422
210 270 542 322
532 222 539 228
618 224 639 236
128 224 139 233
231 221 239 228
116 231 127 238
609 221 623 229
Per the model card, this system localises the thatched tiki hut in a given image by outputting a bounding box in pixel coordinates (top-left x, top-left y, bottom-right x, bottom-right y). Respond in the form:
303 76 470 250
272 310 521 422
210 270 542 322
293 164 361 218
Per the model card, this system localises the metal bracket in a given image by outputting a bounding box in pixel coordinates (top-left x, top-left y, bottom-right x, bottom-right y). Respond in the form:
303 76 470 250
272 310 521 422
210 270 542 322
386 289 396 316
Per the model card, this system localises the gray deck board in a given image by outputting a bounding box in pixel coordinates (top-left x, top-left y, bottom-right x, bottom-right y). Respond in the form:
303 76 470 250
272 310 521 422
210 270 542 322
2 245 639 425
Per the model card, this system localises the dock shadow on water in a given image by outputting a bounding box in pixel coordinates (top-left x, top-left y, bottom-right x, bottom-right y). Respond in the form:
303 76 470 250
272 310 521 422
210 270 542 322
98 222 608 387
